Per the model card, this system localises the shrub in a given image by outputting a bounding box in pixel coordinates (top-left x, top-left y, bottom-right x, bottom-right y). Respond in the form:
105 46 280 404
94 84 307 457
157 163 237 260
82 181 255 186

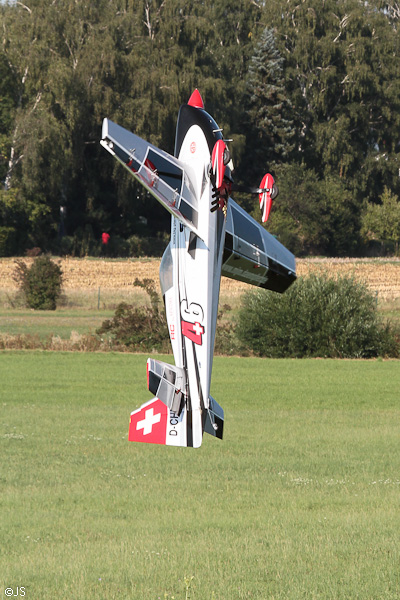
59 235 74 256
13 256 63 310
96 278 170 352
25 247 42 257
237 274 399 358
214 304 246 356
127 234 170 257
106 234 129 258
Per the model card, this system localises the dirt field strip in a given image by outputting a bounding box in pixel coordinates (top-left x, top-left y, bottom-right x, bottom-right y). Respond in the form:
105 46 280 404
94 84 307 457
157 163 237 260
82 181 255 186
296 258 400 300
0 257 399 299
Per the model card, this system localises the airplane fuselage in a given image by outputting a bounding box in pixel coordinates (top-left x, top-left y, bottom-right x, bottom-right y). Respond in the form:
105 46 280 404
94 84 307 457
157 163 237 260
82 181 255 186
159 104 228 447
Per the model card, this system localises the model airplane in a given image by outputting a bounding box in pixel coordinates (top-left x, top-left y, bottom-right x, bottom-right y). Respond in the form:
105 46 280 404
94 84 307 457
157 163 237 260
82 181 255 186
100 89 296 448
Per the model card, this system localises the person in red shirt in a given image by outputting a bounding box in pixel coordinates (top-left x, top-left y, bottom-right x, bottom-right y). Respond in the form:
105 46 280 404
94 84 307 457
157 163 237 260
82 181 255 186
101 232 110 256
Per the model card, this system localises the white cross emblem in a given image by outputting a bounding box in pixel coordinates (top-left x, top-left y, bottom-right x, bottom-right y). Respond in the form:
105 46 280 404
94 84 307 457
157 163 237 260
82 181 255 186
136 408 161 435
193 322 204 337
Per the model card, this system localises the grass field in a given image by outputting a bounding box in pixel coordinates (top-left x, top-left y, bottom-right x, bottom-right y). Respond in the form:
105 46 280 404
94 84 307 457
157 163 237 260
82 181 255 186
0 308 115 340
1 352 400 599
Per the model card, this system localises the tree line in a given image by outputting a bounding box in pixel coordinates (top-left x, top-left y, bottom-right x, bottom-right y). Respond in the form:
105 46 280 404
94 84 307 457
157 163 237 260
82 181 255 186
1 0 400 257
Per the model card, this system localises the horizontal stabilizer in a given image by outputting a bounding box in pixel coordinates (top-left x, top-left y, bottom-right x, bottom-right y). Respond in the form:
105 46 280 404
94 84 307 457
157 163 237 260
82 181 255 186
129 397 190 447
147 358 186 414
101 119 201 239
204 396 224 440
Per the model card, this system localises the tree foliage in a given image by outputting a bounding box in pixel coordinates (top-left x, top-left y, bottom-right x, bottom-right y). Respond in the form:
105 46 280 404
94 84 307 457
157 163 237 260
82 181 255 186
272 1 400 179
361 187 400 253
1 0 400 257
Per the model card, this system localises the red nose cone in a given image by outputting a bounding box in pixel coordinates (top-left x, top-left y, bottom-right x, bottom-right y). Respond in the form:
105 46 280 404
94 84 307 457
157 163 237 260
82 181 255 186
188 89 204 109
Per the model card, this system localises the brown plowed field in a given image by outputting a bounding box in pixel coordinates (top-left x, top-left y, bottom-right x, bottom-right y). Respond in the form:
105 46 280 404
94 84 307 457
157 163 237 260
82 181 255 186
1 257 399 299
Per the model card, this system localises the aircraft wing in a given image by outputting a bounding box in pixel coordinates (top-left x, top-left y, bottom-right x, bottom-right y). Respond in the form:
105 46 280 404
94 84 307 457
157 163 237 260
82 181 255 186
222 199 296 292
101 119 201 238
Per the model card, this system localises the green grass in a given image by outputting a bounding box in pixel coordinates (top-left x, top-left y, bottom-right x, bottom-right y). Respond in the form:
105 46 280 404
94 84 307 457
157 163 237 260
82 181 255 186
1 352 400 599
0 309 114 339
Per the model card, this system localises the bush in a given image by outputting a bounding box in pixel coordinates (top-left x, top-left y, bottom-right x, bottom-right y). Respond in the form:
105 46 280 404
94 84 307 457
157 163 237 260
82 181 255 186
237 274 400 358
127 234 169 258
214 304 246 356
13 256 63 310
96 278 170 352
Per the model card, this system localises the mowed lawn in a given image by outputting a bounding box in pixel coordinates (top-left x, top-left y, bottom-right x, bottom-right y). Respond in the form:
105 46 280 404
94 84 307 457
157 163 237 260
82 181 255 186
1 352 400 600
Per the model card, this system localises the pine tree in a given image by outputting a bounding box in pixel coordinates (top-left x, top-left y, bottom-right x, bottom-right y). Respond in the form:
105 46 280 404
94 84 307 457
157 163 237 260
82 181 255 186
244 27 295 177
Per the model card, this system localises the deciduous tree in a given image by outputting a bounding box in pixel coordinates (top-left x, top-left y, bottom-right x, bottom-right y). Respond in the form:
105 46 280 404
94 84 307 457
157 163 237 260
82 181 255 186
361 187 400 253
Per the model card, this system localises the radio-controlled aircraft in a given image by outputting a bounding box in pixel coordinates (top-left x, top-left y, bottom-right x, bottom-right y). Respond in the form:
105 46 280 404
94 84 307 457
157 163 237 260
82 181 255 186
100 89 296 448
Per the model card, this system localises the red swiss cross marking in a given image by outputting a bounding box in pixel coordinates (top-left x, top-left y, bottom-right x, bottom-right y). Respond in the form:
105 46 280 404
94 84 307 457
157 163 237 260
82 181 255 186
129 398 168 444
181 320 205 345
137 407 161 435
190 141 196 154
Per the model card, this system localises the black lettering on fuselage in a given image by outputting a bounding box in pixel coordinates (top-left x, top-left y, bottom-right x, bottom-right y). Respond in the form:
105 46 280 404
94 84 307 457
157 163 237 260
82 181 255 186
169 411 179 436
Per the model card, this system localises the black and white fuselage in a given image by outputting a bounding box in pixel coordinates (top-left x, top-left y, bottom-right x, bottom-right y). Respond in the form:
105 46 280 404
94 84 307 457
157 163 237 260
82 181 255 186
160 104 227 447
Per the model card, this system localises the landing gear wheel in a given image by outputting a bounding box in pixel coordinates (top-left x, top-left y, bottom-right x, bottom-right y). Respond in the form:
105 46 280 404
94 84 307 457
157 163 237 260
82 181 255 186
223 148 230 166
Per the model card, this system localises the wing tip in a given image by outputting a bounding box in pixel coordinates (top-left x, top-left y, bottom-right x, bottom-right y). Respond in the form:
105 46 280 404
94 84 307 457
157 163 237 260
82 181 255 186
101 118 109 139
